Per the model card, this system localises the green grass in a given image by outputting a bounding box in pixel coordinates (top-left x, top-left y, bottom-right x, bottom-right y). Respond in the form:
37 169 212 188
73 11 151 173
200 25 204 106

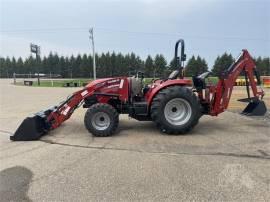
207 77 219 84
144 77 220 85
16 79 92 87
15 76 223 87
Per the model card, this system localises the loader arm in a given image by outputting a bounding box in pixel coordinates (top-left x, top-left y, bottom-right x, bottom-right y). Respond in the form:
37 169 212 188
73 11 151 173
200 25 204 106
46 88 94 129
9 87 95 141
44 77 129 130
209 49 265 116
10 77 129 141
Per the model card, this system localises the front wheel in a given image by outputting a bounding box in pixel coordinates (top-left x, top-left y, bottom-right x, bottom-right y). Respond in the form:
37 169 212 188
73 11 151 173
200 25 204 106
84 103 119 137
151 86 201 134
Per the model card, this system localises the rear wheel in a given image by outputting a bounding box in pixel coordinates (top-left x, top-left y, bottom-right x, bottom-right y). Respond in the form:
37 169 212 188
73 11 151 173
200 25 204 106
84 103 119 137
151 86 201 134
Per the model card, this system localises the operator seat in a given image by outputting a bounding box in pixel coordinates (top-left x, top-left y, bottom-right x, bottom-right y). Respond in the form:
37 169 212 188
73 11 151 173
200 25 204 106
192 71 211 91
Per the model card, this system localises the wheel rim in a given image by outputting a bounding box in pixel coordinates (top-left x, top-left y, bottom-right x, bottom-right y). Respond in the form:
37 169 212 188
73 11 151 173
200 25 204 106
91 112 110 130
164 98 192 126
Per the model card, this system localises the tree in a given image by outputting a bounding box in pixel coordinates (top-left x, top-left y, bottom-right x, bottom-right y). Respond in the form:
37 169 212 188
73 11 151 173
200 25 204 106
0 57 5 77
110 52 117 77
78 54 91 78
154 54 167 78
16 57 24 74
115 53 125 76
168 58 177 70
185 56 208 77
1 52 267 79
23 56 35 75
129 53 142 74
97 53 107 78
255 57 270 76
212 53 234 76
144 55 154 77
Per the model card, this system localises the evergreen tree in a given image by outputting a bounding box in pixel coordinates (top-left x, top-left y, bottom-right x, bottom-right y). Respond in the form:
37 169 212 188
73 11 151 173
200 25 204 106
58 56 66 77
1 51 267 79
16 57 24 74
154 54 167 78
69 55 76 78
23 56 35 75
145 55 154 77
212 53 234 76
110 52 117 77
169 58 177 70
115 53 125 76
97 53 107 78
0 57 5 77
255 57 270 76
79 54 89 77
185 56 208 77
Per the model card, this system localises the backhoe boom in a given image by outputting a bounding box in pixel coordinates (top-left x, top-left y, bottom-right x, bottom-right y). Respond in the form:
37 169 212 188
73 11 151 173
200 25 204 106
209 50 265 115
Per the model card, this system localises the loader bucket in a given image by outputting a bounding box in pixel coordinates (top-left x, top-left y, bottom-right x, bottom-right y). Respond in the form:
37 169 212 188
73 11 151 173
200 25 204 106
10 115 48 141
241 100 267 116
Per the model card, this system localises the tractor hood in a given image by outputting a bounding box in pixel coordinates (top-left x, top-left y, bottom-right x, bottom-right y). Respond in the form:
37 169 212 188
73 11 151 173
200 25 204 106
85 78 114 88
85 77 128 88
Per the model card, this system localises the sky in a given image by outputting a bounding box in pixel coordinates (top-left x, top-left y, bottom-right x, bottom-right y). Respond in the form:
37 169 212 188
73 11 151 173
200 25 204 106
0 0 269 67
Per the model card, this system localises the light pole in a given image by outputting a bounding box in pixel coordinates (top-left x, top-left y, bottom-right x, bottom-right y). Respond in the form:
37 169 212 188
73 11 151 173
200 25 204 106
30 43 41 85
89 28 96 80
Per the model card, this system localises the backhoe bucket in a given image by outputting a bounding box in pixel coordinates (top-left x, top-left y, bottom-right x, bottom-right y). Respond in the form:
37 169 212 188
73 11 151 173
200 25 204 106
10 113 50 141
241 100 267 116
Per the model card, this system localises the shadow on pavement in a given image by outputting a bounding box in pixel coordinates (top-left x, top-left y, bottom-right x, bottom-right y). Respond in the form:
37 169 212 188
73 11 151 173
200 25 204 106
0 166 33 202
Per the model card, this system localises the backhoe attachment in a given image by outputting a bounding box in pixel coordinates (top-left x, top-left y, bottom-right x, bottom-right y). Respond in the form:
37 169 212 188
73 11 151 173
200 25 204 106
202 50 266 117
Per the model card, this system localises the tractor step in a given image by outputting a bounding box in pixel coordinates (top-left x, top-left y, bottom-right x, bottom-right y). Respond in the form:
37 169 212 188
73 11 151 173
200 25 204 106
129 101 151 121
132 101 148 115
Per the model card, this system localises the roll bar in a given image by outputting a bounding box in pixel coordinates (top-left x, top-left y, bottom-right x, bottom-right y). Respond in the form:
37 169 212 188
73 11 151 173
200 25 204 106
171 39 187 79
174 39 186 69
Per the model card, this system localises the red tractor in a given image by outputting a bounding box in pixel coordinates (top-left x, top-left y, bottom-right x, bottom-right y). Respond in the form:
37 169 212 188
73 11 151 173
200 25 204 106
11 39 267 141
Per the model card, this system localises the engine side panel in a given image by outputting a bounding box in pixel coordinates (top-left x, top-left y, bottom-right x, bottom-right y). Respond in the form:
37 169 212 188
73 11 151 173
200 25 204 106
82 77 130 109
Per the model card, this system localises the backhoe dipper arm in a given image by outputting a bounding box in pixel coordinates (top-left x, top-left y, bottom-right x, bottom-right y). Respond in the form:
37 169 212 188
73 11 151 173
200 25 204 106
210 49 264 115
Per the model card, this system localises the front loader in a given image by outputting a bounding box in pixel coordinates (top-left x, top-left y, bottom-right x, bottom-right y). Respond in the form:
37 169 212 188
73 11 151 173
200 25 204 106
10 39 267 141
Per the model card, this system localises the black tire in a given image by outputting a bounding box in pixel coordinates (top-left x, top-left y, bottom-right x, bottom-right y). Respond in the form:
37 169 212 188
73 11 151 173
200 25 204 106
151 86 201 135
84 103 119 137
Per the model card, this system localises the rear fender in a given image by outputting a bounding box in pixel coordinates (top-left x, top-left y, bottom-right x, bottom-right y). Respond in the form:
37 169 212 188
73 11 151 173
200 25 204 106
146 79 192 107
